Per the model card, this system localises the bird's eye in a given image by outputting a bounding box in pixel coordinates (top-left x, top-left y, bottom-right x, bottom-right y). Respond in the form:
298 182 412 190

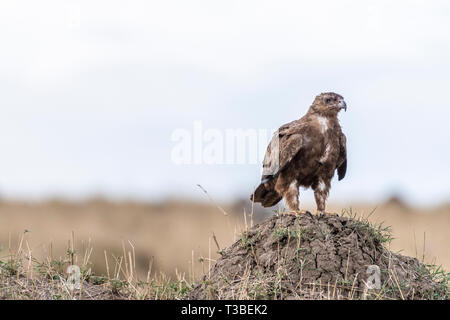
323 97 330 104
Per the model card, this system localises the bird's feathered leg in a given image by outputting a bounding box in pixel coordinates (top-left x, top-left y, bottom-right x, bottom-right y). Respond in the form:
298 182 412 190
313 179 330 217
275 177 303 215
286 183 300 214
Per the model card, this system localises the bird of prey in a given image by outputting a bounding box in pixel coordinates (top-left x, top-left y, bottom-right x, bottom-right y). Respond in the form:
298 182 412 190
250 92 347 216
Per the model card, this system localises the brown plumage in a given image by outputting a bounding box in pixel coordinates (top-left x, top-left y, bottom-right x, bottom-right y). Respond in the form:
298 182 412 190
250 92 347 215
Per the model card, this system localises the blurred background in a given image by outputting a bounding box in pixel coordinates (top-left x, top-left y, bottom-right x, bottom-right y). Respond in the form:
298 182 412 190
0 0 449 278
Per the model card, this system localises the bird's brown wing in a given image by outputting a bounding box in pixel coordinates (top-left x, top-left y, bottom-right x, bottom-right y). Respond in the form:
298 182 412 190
261 121 305 180
337 132 347 181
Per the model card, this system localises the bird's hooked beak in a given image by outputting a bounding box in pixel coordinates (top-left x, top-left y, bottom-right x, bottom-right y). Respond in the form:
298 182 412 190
338 99 347 112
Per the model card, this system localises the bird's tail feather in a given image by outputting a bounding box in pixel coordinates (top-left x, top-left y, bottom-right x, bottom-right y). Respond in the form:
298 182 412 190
250 179 282 208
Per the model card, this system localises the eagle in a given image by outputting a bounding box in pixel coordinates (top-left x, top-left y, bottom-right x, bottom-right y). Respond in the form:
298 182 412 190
250 92 347 216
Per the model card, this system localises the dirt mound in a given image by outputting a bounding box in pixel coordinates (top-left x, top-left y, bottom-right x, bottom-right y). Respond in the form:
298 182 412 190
186 213 448 300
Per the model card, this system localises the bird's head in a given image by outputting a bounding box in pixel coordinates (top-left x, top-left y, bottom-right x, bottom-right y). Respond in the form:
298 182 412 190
309 92 347 117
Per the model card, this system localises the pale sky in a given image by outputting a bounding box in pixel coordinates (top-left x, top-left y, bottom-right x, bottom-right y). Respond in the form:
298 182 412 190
0 1 449 205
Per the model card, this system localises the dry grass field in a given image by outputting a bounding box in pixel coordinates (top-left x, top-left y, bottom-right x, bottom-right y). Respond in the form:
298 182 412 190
0 197 448 299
